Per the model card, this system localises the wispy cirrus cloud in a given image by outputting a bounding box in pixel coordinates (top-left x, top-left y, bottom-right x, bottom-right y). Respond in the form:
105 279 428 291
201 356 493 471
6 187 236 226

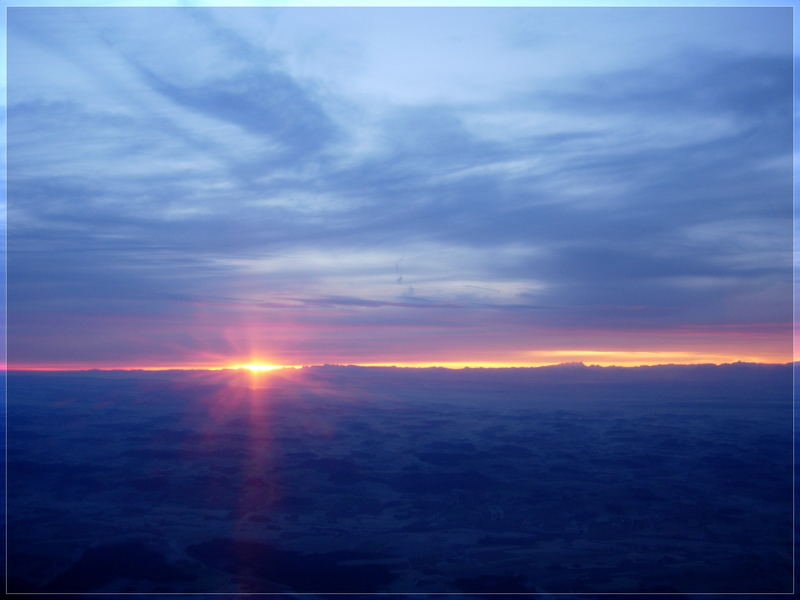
7 6 793 366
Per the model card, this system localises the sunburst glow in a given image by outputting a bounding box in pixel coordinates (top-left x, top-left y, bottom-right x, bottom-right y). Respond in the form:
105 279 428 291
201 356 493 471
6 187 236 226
236 363 298 372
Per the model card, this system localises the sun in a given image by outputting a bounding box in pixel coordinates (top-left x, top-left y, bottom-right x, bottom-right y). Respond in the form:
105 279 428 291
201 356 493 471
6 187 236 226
226 361 302 372
237 363 286 372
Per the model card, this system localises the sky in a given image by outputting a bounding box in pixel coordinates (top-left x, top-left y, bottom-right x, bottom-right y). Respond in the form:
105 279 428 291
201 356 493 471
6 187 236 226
6 5 794 369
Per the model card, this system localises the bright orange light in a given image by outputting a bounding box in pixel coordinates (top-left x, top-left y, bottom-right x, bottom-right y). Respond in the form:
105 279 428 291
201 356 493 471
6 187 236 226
234 363 301 372
355 349 790 369
522 349 786 366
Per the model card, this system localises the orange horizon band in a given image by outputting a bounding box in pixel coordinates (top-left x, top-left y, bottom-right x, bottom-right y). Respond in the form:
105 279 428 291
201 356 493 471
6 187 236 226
3 359 793 372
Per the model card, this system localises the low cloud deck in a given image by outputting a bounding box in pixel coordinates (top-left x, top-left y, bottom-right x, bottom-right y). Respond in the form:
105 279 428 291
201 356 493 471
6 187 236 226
6 364 793 594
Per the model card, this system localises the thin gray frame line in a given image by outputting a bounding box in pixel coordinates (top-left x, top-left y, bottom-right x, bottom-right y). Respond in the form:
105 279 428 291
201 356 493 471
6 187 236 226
2 0 796 597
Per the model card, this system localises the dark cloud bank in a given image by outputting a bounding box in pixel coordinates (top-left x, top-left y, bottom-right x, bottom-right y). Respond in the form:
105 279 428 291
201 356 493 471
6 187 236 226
7 363 793 594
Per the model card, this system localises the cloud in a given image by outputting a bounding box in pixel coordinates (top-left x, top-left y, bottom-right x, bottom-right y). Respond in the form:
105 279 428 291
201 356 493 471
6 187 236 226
6 6 793 365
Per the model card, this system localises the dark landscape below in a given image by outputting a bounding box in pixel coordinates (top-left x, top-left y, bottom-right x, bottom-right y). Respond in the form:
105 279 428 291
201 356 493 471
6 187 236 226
6 363 793 594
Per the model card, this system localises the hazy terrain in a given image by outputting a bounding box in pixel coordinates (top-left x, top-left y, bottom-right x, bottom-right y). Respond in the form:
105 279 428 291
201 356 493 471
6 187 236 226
6 364 793 594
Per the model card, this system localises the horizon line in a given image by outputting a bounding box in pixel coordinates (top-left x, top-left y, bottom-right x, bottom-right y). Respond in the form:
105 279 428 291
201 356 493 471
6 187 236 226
2 360 794 373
